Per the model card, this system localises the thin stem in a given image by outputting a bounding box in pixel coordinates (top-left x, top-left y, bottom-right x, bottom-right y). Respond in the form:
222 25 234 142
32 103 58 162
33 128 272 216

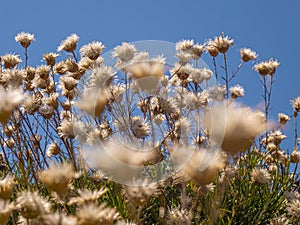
72 51 78 63
212 57 218 82
294 112 298 149
229 61 244 82
223 53 229 99
24 48 28 68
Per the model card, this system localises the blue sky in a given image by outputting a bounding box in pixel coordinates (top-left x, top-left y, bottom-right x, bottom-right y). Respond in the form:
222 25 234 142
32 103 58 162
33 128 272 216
1 0 299 149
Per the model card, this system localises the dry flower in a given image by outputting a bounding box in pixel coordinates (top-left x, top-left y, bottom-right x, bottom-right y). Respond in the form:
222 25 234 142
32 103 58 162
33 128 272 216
124 180 158 206
80 41 105 60
278 113 290 125
168 207 191 225
251 168 271 185
0 200 14 225
16 191 51 219
229 84 245 99
68 188 107 206
57 33 79 52
203 102 267 155
112 42 137 63
46 142 61 157
0 87 23 124
239 48 257 62
213 35 234 53
76 203 119 225
39 163 75 194
15 32 35 48
1 54 22 69
254 59 280 76
291 96 300 112
176 39 194 51
0 176 14 199
43 52 59 66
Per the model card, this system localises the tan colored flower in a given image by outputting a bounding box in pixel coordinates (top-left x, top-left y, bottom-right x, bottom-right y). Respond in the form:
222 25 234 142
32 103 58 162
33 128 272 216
126 61 164 80
0 200 14 225
25 66 36 80
43 52 59 66
76 203 119 225
229 84 245 99
176 39 194 51
1 69 25 88
68 188 107 206
0 176 14 200
80 41 105 60
46 142 61 157
286 199 300 220
251 168 271 185
239 48 257 62
168 207 191 225
76 89 108 117
291 151 300 163
22 93 42 115
1 54 22 69
112 42 137 63
254 59 280 76
203 102 267 155
213 35 234 53
0 87 23 124
191 44 205 60
39 163 75 194
124 180 158 206
53 61 67 74
177 148 226 185
15 32 35 48
57 34 79 52
130 116 150 138
16 191 51 219
278 113 290 125
57 120 75 139
36 65 51 79
291 96 300 112
206 40 219 57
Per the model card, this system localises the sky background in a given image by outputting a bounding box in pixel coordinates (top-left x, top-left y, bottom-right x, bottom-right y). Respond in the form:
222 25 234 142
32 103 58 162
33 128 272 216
1 0 299 149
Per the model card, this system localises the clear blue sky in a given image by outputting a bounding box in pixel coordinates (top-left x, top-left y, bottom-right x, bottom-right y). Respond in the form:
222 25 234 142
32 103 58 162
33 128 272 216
1 0 299 149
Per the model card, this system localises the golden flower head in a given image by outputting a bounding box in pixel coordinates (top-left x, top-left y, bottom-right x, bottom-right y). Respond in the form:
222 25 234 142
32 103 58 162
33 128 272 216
0 87 23 124
57 33 79 52
176 39 194 51
251 168 271 185
254 58 280 76
124 180 158 206
16 191 51 219
15 32 35 48
46 142 61 157
80 41 105 60
203 102 267 155
176 147 226 185
229 84 245 99
1 54 22 69
43 52 59 66
278 113 290 125
39 162 75 194
76 203 119 225
112 42 137 64
291 96 300 113
206 40 219 57
239 48 257 62
168 207 191 225
213 35 234 53
0 176 14 200
68 188 107 206
0 200 15 225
